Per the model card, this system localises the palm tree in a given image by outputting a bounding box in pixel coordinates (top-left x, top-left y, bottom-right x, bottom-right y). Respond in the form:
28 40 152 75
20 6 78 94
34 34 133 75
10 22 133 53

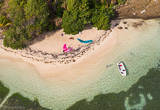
0 16 12 29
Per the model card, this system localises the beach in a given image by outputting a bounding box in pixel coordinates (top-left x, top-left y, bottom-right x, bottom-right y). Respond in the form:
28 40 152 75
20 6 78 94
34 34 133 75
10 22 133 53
0 19 155 81
0 19 160 110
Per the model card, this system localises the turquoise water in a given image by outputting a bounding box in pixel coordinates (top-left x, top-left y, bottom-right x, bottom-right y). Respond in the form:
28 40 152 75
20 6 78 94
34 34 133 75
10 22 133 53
0 20 160 110
68 68 160 110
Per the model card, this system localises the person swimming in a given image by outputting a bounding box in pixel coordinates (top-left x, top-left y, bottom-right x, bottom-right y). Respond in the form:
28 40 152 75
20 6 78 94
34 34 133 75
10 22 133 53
106 64 113 68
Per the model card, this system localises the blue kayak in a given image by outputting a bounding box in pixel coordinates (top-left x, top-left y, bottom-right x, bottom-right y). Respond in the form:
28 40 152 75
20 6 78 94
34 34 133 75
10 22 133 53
77 38 93 43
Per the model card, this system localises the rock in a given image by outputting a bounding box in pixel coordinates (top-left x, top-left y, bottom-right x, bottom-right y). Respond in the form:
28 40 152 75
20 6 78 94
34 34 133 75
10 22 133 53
123 21 127 24
132 22 143 28
118 26 123 29
132 22 137 28
115 23 119 26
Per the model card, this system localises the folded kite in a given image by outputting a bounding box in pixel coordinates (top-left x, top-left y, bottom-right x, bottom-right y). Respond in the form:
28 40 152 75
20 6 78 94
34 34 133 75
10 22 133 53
63 44 73 52
77 38 93 43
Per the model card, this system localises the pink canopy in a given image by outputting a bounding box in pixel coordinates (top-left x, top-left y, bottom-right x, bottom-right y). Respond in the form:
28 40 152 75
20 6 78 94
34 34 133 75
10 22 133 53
63 44 73 52
63 44 68 51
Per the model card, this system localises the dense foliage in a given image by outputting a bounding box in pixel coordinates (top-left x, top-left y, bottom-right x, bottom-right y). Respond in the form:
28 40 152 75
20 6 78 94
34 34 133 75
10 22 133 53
0 15 12 28
0 0 4 9
0 0 125 49
62 0 90 35
55 1 65 18
3 0 50 49
91 5 114 30
62 0 115 34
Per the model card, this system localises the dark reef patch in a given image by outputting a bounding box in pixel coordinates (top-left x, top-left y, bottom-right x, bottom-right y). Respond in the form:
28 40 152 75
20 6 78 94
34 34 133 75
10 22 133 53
68 67 160 110
0 82 50 110
0 81 9 104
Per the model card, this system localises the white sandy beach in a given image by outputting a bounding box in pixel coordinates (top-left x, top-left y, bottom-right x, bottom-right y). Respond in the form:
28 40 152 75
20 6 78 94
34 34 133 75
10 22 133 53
0 19 160 110
0 19 151 81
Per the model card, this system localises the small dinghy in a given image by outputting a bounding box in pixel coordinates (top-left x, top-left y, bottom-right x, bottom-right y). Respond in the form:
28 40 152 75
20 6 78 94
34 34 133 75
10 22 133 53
117 62 127 77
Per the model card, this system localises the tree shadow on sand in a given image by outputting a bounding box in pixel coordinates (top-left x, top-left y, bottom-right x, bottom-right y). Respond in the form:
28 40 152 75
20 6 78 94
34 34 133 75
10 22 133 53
28 29 62 46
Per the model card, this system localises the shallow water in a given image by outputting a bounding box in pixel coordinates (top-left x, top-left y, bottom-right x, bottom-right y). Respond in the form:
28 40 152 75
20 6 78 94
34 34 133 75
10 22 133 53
0 20 160 110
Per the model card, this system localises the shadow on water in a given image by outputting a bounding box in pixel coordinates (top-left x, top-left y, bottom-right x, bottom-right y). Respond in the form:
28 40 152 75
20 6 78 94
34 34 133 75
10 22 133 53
67 66 160 110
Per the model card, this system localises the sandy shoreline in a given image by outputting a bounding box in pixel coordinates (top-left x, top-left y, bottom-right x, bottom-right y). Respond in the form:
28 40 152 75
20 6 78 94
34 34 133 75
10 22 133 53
0 19 150 81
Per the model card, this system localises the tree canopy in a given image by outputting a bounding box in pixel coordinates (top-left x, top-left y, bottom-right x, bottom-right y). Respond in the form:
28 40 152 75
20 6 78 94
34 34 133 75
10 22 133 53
62 0 90 35
62 0 115 34
0 0 123 49
91 5 114 30
3 0 50 49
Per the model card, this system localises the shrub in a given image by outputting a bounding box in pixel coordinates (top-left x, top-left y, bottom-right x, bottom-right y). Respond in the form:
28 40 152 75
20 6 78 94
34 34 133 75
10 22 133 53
24 0 49 35
91 5 114 30
62 10 84 35
55 1 65 18
3 27 27 49
3 0 50 49
62 0 90 34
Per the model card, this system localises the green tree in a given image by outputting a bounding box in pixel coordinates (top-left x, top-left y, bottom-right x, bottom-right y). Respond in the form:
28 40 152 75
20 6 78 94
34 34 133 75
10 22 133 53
55 1 65 17
67 0 80 11
3 0 50 49
91 5 114 30
3 27 27 49
24 0 49 37
79 0 91 24
62 10 84 35
3 0 27 49
62 0 90 34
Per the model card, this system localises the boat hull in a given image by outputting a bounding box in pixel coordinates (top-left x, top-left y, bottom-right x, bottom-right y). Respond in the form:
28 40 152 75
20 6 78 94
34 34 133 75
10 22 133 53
117 62 127 77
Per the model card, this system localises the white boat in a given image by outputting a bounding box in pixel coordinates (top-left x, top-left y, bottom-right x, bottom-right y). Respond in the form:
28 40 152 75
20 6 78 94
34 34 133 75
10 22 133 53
117 62 127 77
